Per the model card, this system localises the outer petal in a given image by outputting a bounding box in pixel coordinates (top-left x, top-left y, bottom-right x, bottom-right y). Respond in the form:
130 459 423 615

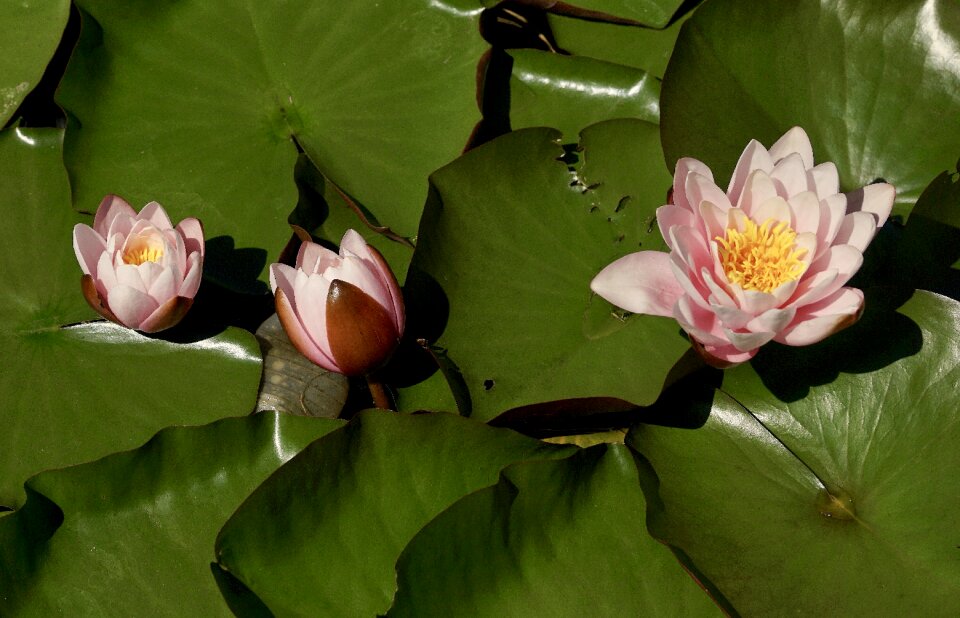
275 288 340 372
270 263 298 297
175 217 205 259
138 201 174 230
590 251 683 317
727 140 774 205
294 273 336 356
93 195 136 237
768 126 814 169
107 284 161 329
807 162 839 199
95 251 118 300
146 266 177 304
691 338 757 368
115 263 147 294
138 296 193 333
833 212 878 252
845 183 895 228
656 204 697 251
364 243 405 334
673 157 715 212
179 252 203 299
723 328 776 352
73 224 107 277
775 287 864 346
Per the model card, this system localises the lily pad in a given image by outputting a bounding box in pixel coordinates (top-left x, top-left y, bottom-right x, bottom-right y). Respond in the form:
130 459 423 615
405 120 687 423
389 444 722 616
659 0 960 217
628 291 960 615
0 0 70 125
0 412 343 615
0 128 262 508
215 410 575 616
507 49 661 137
59 0 489 288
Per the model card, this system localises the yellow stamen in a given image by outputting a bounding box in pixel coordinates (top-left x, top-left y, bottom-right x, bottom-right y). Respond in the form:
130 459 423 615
123 240 164 265
716 218 807 293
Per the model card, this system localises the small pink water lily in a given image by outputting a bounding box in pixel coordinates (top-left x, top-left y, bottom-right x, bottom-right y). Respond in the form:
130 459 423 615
73 195 204 333
270 230 405 376
591 127 895 367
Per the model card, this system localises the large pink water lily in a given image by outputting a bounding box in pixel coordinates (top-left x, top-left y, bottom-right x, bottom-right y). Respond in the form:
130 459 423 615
73 195 204 333
591 127 895 367
270 230 405 376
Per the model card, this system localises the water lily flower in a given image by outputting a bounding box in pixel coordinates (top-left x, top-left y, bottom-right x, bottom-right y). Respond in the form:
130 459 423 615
270 230 405 376
73 195 204 333
591 127 895 367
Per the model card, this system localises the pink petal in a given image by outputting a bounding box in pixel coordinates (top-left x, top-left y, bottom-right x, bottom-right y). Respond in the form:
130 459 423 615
275 288 340 372
138 201 174 230
833 212 878 252
698 201 728 246
331 253 393 315
740 289 778 315
270 263 298 297
817 194 848 252
179 253 203 299
701 266 737 307
775 287 864 346
770 153 808 199
136 261 166 292
807 162 839 199
768 126 814 169
790 245 863 307
723 328 776 352
673 157 715 212
735 169 778 213
746 306 797 334
695 340 758 367
175 218 205 259
297 240 339 274
674 295 727 346
787 191 822 236
107 284 161 329
93 195 136 237
671 226 712 274
685 172 732 214
750 196 791 226
712 303 753 330
590 251 683 317
294 272 336 359
363 243 405 334
95 252 117 299
671 256 712 310
147 266 177 304
339 229 372 259
727 140 773 205
73 224 107 277
115 263 147 294
793 232 819 269
845 183 895 228
656 204 697 250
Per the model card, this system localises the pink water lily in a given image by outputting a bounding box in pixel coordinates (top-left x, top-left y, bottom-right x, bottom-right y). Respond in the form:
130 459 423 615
73 195 204 333
270 230 405 376
591 127 895 367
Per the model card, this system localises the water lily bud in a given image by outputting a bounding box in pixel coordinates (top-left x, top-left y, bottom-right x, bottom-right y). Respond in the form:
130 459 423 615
269 230 405 376
591 126 894 367
72 195 204 333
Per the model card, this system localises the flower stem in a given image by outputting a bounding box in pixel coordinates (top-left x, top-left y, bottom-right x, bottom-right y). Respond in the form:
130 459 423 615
366 375 394 411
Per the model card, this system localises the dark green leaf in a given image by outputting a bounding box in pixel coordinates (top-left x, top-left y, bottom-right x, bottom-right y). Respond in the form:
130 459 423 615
0 412 343 615
215 410 575 616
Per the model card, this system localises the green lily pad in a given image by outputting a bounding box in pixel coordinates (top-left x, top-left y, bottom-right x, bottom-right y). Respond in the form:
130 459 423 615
0 128 263 508
405 120 687 423
0 412 343 615
59 0 488 289
0 0 70 125
215 410 575 616
389 444 722 616
506 49 660 138
480 0 687 28
659 0 960 217
628 291 960 615
547 9 691 78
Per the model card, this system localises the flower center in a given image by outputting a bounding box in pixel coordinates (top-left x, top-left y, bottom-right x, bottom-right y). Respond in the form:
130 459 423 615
716 218 807 293
122 237 165 265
